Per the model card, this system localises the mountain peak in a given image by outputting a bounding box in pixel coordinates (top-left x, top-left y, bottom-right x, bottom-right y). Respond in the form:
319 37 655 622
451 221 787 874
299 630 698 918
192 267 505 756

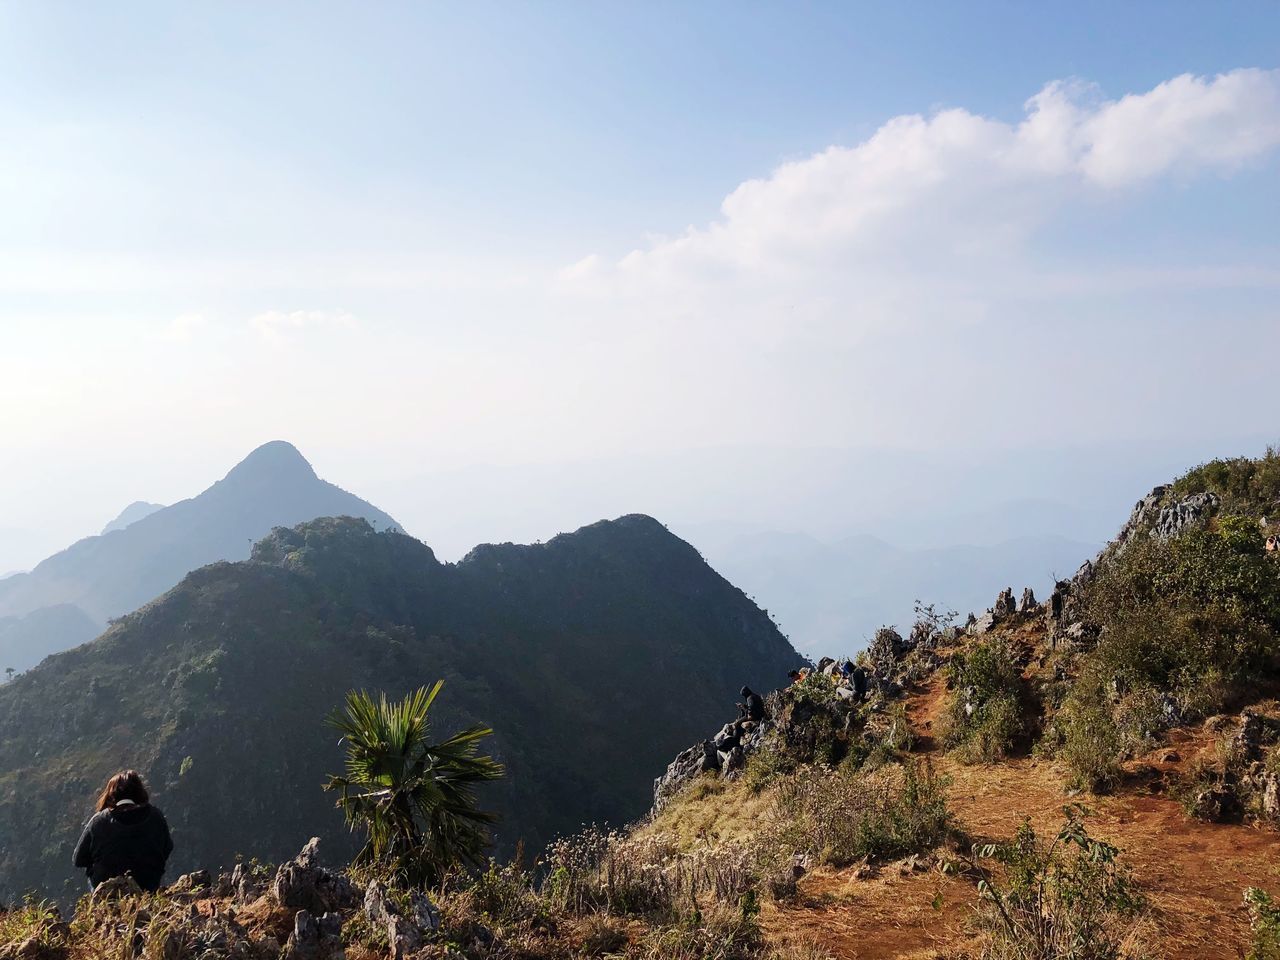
101 501 165 535
221 441 318 486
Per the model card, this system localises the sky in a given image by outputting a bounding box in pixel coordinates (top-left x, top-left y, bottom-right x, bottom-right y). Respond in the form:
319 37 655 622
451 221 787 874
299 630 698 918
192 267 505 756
1 2 1279 571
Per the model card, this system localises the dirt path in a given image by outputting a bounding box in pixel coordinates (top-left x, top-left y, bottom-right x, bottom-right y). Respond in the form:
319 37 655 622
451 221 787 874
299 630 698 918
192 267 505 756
761 676 1280 959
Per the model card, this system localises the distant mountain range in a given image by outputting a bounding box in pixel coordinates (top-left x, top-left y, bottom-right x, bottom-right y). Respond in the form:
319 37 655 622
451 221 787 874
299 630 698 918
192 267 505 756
687 528 1100 657
0 441 399 672
0 514 802 902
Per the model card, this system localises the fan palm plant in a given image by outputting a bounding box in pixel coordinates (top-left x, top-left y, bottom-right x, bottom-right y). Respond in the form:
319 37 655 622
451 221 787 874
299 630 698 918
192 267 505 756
325 681 504 885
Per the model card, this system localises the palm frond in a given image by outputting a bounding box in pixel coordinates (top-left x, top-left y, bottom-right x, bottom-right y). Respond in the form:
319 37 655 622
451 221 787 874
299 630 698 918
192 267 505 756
323 681 504 885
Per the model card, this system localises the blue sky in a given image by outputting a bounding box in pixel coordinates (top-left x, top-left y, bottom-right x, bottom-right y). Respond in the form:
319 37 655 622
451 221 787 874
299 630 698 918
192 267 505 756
1 3 1278 568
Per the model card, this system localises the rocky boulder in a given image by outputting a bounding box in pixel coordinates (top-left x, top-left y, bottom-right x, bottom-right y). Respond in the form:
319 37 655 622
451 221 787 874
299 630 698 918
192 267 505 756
1017 587 1037 614
992 588 1017 620
1154 492 1220 539
272 838 359 915
283 910 345 960
365 880 439 960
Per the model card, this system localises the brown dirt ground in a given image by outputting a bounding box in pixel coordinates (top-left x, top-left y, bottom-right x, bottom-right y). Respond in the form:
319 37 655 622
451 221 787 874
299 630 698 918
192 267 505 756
759 667 1280 959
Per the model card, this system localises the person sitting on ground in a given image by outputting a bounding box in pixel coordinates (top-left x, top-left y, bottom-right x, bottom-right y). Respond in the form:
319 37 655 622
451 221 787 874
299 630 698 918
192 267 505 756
73 769 173 892
738 685 766 723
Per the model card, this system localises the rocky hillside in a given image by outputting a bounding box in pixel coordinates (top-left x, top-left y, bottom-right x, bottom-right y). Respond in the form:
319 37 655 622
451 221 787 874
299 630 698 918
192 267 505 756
626 448 1280 958
0 513 802 904
0 441 399 671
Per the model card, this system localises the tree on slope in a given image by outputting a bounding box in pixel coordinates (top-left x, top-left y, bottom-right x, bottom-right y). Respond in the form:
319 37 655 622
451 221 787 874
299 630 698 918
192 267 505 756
325 681 504 885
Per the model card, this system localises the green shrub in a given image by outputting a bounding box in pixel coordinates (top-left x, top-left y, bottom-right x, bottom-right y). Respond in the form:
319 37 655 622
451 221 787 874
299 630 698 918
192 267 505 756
882 700 915 754
767 759 950 868
1054 679 1124 792
0 899 66 953
1084 530 1280 706
943 638 1027 763
789 671 838 711
743 742 795 795
972 810 1143 960
1170 448 1280 515
1246 887 1280 960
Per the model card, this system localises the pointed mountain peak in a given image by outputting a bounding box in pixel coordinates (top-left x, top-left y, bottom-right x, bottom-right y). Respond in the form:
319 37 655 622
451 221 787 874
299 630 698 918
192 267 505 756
221 441 318 486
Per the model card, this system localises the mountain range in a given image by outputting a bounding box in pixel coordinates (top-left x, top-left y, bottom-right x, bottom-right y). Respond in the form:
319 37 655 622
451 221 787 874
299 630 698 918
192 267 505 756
0 512 802 902
688 527 1099 655
0 441 398 672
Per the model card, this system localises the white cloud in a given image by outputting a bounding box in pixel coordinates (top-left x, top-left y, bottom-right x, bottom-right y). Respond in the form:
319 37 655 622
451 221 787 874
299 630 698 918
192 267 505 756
562 69 1280 298
249 309 359 343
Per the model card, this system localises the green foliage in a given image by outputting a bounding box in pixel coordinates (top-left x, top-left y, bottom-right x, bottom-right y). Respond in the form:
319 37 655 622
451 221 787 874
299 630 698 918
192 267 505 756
944 638 1027 763
1246 887 1280 960
1085 529 1280 701
1052 507 1280 787
742 743 796 795
325 681 504 886
767 759 950 868
881 700 915 754
1220 514 1266 553
973 809 1143 960
1052 678 1124 793
0 898 66 953
789 671 837 711
1170 447 1280 515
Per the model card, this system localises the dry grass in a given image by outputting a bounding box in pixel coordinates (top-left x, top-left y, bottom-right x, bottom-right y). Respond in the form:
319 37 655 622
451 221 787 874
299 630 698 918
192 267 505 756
640 773 775 850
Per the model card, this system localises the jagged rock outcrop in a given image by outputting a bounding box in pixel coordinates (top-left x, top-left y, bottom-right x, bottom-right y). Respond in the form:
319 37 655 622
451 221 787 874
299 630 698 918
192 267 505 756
1071 486 1222 596
653 704 775 812
868 627 908 671
365 879 440 960
1154 492 1220 539
271 838 359 916
1017 587 1037 613
968 587 1021 636
283 910 345 960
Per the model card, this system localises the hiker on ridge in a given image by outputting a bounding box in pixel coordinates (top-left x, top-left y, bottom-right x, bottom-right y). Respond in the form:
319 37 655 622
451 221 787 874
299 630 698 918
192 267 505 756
73 769 174 892
739 686 765 723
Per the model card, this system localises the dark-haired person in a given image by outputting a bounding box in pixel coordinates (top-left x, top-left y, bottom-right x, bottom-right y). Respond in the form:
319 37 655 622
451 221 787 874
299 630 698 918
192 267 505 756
738 686 765 723
72 770 173 891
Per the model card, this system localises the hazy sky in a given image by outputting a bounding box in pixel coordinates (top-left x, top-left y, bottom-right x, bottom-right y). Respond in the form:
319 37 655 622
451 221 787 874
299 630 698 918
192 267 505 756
2 3 1279 570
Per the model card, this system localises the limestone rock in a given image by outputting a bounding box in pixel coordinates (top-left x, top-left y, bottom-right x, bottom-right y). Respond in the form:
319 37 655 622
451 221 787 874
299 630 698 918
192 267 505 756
1263 774 1280 820
272 838 359 915
1017 587 1037 614
91 874 143 904
1154 492 1220 539
282 910 345 960
1235 712 1265 762
364 880 439 960
967 611 997 636
992 588 1016 620
868 626 908 670
231 862 266 904
167 870 210 896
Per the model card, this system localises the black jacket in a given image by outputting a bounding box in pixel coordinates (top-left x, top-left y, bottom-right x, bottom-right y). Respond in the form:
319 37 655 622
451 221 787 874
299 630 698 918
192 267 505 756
743 690 765 722
72 803 173 891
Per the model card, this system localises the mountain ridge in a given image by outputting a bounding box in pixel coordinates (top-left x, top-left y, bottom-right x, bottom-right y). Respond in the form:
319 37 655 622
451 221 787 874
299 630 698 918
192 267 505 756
0 512 803 903
0 441 400 671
